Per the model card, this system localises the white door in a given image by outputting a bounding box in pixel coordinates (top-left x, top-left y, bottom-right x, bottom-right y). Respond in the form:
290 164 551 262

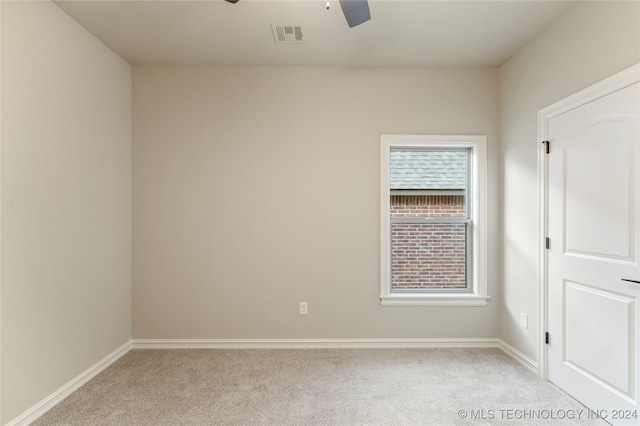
547 76 640 425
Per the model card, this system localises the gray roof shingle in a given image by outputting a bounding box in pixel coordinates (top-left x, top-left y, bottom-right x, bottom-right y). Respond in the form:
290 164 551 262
390 150 466 190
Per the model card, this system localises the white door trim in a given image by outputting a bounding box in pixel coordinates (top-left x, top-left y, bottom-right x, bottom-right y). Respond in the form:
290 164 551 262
537 63 640 380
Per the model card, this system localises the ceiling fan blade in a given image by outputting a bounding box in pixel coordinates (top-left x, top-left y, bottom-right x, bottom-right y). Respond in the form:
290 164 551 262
225 0 370 28
339 0 371 28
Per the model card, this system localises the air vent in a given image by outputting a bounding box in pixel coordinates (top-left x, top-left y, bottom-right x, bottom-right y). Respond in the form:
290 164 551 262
271 25 304 44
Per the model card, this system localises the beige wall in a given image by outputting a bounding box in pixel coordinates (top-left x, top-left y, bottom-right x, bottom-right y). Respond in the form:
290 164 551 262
132 67 500 339
0 1 132 423
498 0 640 360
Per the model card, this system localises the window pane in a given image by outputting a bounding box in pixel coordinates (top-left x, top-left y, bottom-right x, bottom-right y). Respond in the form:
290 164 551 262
389 149 467 217
391 222 467 289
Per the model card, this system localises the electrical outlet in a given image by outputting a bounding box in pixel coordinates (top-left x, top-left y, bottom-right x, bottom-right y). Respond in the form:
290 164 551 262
299 302 308 315
520 312 528 329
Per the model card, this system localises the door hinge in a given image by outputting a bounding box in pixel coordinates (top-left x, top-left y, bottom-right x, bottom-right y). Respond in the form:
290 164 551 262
545 332 550 344
545 237 550 249
542 140 550 154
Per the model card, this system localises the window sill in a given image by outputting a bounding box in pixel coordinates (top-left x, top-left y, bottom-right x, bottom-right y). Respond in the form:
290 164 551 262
380 293 490 307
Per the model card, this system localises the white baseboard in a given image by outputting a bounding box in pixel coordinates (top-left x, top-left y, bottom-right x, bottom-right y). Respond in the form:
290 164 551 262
6 340 132 426
131 337 503 349
131 338 538 374
8 337 537 425
497 339 538 372
132 337 537 371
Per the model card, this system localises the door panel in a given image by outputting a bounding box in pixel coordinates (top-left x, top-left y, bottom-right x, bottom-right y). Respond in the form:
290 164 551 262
564 117 636 260
548 81 639 424
565 281 633 395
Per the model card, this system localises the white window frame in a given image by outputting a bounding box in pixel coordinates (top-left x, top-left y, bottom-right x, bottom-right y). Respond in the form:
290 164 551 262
380 135 489 307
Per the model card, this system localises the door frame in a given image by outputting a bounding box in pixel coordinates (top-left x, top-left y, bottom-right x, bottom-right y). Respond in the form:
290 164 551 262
537 63 640 381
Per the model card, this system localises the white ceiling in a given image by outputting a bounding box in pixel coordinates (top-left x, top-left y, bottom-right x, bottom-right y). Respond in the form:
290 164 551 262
53 0 577 67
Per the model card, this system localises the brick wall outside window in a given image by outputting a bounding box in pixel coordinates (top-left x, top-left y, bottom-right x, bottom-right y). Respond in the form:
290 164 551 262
391 194 466 289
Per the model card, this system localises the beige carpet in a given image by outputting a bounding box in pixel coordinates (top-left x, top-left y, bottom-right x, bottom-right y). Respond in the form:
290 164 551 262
32 348 606 425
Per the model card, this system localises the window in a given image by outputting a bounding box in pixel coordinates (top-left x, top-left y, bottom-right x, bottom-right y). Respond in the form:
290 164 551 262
380 135 488 306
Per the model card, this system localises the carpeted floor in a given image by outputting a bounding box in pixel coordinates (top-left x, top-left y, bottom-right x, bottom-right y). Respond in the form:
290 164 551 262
32 348 607 425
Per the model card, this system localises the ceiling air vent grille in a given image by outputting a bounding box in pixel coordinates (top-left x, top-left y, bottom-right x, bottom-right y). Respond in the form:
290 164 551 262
272 25 304 44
